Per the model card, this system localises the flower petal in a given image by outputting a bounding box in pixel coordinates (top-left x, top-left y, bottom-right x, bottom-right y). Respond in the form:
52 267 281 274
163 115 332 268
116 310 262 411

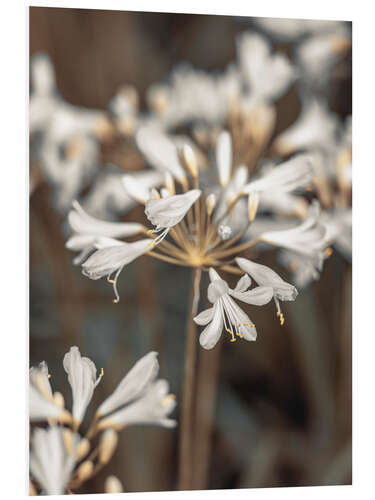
216 131 232 187
230 285 274 305
234 273 251 292
193 307 215 326
199 303 223 350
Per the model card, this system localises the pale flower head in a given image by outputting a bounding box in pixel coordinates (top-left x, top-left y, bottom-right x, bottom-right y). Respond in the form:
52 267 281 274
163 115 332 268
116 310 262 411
193 268 273 349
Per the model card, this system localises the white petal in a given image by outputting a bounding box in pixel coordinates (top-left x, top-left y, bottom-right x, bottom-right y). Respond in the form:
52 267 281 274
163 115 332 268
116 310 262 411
230 285 274 306
236 257 285 286
97 352 159 416
145 189 201 229
199 303 223 350
193 307 215 326
234 274 251 292
216 131 232 186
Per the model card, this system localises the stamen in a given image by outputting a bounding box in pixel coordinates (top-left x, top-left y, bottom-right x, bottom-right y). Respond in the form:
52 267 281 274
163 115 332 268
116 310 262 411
47 374 51 379
147 229 155 235
110 266 124 304
99 368 104 377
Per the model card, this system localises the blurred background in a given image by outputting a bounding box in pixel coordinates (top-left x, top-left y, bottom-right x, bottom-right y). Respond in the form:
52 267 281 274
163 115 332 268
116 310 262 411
29 7 352 493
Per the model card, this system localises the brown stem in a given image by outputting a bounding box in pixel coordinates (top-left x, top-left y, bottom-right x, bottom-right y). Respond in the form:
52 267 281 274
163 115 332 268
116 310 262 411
192 336 222 489
177 267 202 491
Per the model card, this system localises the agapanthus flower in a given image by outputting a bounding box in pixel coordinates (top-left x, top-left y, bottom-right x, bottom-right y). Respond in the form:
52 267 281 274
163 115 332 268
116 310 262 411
236 257 298 325
193 268 273 349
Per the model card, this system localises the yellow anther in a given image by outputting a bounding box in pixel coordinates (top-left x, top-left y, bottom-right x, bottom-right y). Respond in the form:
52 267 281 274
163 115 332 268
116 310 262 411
108 279 115 284
113 298 119 304
250 323 255 328
230 338 237 342
47 374 51 379
279 314 285 326
99 368 104 377
243 322 249 326
236 333 244 338
226 329 233 335
325 247 333 257
147 229 155 235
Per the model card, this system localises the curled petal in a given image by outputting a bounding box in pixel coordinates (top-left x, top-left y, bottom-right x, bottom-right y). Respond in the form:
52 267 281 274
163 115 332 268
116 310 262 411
193 307 215 326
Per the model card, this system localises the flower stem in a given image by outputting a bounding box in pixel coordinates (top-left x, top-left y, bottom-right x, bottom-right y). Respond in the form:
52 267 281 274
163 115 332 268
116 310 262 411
177 267 202 491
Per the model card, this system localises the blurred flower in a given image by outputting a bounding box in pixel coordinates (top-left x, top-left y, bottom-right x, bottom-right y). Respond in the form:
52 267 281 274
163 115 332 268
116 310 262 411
194 268 273 349
236 257 298 325
273 97 339 155
30 426 78 495
63 346 103 427
236 32 295 104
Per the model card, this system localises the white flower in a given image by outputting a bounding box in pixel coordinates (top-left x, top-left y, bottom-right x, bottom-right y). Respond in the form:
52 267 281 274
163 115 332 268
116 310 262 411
261 201 327 258
81 239 152 302
236 32 295 103
63 346 103 427
236 257 298 325
66 200 143 264
243 154 314 195
193 268 273 349
97 380 176 430
145 189 201 245
30 426 78 495
97 351 160 417
273 97 339 155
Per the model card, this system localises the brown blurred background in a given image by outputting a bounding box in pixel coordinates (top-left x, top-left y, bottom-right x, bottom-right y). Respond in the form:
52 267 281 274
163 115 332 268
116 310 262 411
29 7 352 493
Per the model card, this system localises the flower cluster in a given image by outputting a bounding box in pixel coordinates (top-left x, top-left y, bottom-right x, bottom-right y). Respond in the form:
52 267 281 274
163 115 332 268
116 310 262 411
29 347 176 495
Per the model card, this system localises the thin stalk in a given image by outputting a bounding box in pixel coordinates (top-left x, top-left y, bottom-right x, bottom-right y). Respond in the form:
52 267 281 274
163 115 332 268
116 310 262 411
177 267 202 491
192 341 222 489
147 251 186 267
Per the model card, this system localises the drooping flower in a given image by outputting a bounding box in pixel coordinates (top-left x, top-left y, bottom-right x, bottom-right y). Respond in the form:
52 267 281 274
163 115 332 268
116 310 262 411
81 238 152 302
236 257 298 325
66 201 144 264
63 346 103 428
29 426 79 495
193 268 273 349
145 188 201 245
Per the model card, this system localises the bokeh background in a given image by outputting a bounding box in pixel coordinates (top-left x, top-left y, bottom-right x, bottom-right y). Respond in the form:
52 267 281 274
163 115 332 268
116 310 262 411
29 7 352 493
